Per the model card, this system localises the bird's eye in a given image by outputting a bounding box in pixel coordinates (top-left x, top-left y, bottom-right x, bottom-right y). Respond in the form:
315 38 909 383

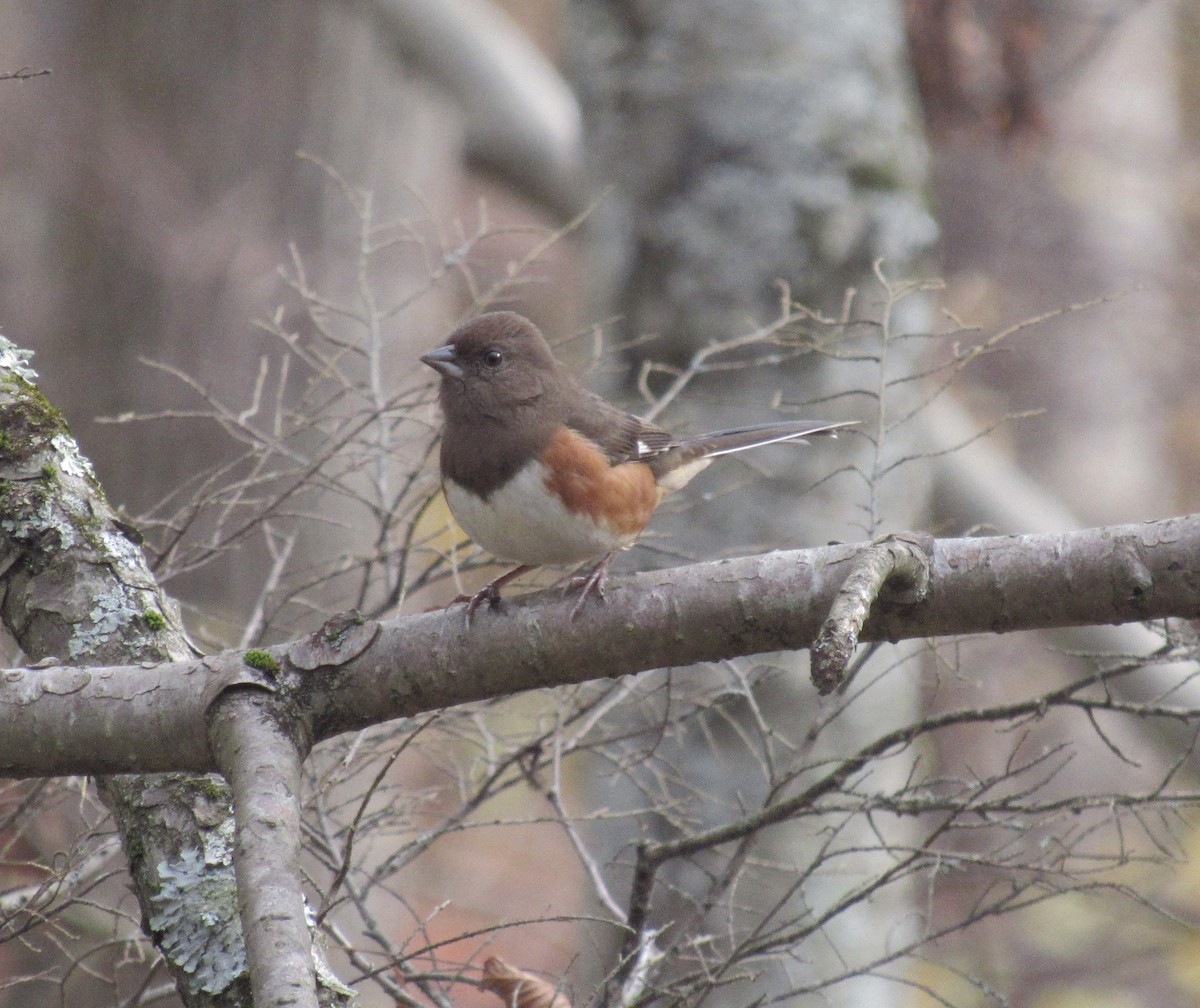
483 349 504 368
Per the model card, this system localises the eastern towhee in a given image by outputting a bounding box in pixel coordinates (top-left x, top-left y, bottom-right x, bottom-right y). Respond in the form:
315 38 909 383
422 312 851 619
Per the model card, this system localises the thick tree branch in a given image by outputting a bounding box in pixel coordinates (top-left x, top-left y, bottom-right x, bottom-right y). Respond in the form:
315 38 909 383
208 689 319 1008
0 514 1197 778
0 337 351 1006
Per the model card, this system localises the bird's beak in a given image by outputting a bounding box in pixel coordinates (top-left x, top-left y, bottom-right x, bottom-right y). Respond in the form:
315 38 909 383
420 344 463 380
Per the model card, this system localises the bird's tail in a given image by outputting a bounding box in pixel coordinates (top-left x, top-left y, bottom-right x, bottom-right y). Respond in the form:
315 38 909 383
648 420 854 491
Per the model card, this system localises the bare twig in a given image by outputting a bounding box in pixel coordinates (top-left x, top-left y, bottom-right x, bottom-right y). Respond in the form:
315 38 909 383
0 67 51 81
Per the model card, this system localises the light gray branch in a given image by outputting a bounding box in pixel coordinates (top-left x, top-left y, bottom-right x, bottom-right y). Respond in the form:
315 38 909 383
209 689 318 1008
810 532 934 694
0 514 1197 779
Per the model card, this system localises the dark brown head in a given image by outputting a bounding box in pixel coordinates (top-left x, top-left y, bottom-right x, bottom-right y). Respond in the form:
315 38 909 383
421 312 571 422
422 312 577 494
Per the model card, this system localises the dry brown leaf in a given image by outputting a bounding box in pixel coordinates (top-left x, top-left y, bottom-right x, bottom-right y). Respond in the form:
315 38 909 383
480 956 572 1008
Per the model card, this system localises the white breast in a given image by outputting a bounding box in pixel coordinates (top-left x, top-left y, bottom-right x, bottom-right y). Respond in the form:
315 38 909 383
445 462 638 567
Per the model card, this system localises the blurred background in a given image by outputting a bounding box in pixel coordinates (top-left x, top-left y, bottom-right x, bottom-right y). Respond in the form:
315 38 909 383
1 1 1199 1006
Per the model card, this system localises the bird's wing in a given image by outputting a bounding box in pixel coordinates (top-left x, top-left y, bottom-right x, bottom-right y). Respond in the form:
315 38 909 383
565 389 674 465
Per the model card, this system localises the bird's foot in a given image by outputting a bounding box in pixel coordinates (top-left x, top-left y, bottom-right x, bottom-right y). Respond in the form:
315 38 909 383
452 583 500 625
566 553 615 620
452 565 534 627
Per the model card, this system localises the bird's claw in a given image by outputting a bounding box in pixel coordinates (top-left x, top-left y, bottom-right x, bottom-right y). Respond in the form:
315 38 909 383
450 584 500 627
566 554 614 620
451 564 534 627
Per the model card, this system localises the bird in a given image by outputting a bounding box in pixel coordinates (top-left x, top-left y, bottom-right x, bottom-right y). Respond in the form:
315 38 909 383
421 311 852 620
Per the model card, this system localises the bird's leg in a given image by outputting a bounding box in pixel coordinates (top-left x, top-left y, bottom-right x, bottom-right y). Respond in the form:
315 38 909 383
456 564 536 624
567 552 616 620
